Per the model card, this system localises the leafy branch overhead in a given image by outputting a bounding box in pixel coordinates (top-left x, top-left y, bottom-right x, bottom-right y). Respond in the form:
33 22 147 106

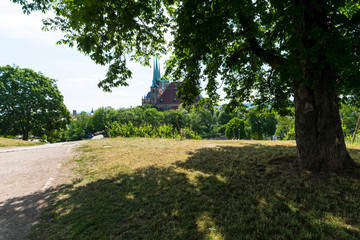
12 0 359 108
11 0 360 171
14 0 170 91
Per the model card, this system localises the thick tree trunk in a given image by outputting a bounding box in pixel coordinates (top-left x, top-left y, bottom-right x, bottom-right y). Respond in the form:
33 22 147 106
22 129 29 141
293 75 355 171
290 0 356 171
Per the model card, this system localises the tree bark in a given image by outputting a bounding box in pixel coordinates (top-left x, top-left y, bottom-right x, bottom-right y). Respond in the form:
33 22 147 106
293 73 355 171
22 129 29 141
289 0 356 171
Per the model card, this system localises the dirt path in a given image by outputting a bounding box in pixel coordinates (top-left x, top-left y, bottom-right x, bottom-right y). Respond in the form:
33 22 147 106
0 142 81 240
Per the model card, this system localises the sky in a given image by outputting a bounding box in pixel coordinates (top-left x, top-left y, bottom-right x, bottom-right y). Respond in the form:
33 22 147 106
0 1 170 112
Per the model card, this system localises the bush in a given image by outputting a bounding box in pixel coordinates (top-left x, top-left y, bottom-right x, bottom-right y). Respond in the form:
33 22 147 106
180 128 202 140
135 124 156 138
105 122 201 140
156 124 175 138
225 118 245 139
66 121 86 141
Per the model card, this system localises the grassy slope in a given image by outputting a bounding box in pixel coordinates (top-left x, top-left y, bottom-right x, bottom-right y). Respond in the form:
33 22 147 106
0 137 44 148
30 138 360 240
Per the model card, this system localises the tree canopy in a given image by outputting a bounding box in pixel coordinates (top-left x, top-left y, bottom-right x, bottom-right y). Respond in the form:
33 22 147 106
247 109 277 140
12 0 360 170
225 117 245 140
13 0 359 106
0 65 71 140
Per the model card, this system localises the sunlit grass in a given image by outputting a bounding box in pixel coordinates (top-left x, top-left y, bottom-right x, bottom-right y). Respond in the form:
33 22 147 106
29 138 360 240
0 137 45 148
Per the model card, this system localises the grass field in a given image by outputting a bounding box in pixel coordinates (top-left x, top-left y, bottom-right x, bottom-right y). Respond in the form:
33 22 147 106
0 137 45 148
30 138 360 239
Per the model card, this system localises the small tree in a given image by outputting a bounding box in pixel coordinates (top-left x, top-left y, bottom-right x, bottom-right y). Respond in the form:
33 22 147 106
340 104 360 137
275 114 295 140
163 109 190 132
91 107 117 132
144 108 163 127
0 65 70 141
116 108 136 125
247 109 277 140
66 121 86 141
225 118 245 140
189 108 213 137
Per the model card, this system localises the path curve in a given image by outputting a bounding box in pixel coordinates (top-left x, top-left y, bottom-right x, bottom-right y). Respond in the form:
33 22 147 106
0 141 82 240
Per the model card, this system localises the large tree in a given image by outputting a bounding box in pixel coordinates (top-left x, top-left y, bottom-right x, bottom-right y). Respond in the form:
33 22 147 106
0 65 71 140
12 0 360 170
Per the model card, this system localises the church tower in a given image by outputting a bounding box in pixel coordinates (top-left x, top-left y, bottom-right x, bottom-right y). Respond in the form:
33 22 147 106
150 58 164 104
142 58 169 106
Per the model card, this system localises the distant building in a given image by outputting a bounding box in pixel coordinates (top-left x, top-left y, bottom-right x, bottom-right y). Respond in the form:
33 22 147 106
142 58 170 108
71 108 95 119
142 59 201 110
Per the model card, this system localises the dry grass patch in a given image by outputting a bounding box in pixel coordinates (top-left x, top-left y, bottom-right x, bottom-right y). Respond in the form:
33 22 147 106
30 138 360 240
0 137 44 148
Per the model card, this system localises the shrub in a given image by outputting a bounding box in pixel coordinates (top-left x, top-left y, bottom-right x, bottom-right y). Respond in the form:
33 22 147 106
225 118 245 139
180 128 202 140
156 124 175 138
106 122 201 140
66 121 86 141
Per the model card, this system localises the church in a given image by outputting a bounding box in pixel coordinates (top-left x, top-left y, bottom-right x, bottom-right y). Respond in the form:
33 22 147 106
142 59 185 111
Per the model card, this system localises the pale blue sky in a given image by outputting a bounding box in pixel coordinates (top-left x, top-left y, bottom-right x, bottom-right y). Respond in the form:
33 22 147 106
0 1 167 112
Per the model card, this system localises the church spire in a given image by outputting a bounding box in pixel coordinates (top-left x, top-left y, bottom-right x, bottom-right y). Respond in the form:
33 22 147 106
151 58 160 88
156 58 161 81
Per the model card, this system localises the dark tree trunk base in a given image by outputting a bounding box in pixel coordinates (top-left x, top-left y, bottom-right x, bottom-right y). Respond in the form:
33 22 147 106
295 150 355 172
22 130 29 141
293 78 355 172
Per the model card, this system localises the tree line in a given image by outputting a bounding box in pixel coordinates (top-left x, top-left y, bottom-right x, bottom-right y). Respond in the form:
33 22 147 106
1 66 358 144
65 103 358 142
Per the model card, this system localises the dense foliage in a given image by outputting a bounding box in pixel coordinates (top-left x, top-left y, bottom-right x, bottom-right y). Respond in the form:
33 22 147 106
13 0 359 105
247 109 277 140
66 103 360 143
225 118 245 140
0 65 71 141
12 0 360 170
66 104 281 141
105 122 201 140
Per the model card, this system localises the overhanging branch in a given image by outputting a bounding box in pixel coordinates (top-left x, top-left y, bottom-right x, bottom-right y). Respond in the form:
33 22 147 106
237 13 286 69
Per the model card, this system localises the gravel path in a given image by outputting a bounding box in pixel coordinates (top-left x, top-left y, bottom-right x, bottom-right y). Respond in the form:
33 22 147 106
0 142 81 240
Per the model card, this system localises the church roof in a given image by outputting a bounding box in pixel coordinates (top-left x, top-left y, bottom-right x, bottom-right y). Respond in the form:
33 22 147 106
145 92 151 99
156 82 203 106
156 82 182 105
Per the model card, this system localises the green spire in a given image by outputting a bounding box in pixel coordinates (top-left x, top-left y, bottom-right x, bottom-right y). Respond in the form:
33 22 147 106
151 58 161 88
156 58 161 81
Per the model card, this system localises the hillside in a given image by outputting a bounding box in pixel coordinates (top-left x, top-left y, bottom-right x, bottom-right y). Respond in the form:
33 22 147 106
30 138 360 239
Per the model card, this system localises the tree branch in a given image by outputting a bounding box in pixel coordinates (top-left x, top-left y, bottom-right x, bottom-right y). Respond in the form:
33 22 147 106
237 13 286 69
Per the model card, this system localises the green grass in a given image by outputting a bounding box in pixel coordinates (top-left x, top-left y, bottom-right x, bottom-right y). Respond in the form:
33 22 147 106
0 137 45 148
29 138 360 240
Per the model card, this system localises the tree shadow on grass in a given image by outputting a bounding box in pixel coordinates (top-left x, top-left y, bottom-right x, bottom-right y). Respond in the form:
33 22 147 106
0 185 68 240
29 144 360 240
